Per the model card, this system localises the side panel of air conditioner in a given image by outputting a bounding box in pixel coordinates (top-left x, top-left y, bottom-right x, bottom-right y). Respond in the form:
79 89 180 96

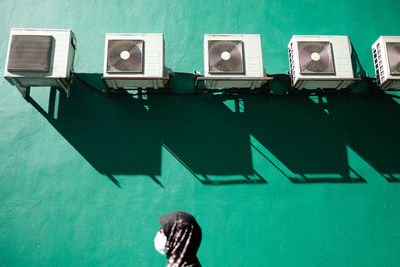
372 36 400 90
288 42 297 86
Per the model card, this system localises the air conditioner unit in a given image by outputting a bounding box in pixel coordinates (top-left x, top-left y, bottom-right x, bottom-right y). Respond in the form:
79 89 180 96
288 35 355 90
102 33 169 90
202 34 269 89
4 28 76 97
372 36 400 90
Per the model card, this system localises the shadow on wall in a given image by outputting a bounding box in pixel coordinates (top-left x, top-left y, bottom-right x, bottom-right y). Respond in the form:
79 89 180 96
27 73 400 187
28 73 260 187
244 75 359 183
28 74 163 187
328 94 400 182
245 95 361 183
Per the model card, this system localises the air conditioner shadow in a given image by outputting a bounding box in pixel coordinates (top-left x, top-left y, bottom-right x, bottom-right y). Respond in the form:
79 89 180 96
27 73 400 186
28 73 258 187
245 94 365 183
150 93 259 184
327 94 400 182
27 73 163 188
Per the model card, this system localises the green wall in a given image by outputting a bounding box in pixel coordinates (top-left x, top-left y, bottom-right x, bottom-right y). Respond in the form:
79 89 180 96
1 0 400 266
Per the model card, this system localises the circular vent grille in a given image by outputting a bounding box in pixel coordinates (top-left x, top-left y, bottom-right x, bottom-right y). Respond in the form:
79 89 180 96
107 40 143 73
298 41 334 74
208 40 244 74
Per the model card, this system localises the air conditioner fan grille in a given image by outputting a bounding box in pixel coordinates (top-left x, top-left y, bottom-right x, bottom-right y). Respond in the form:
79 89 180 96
387 42 400 75
298 41 335 74
107 40 143 73
208 40 244 74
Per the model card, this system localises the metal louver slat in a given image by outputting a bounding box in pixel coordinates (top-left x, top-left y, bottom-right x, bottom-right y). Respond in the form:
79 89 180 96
7 35 52 72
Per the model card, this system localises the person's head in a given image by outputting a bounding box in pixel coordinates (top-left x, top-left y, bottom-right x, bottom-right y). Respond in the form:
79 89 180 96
154 211 202 264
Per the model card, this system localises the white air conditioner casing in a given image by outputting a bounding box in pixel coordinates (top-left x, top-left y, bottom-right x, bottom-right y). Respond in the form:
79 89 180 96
288 35 355 90
203 34 267 89
372 36 400 90
103 33 168 90
4 28 76 97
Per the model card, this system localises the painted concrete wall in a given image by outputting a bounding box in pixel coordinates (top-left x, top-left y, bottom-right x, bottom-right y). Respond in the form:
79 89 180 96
1 0 400 266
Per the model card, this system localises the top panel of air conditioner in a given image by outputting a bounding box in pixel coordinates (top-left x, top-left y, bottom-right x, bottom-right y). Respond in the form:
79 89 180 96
203 34 265 78
288 35 354 89
103 33 165 78
372 36 400 90
4 28 76 79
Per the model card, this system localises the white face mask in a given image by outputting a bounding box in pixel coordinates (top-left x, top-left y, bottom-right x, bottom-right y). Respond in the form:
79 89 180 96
154 231 168 255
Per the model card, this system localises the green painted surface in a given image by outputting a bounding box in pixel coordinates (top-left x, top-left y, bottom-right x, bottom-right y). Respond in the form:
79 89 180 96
1 0 400 266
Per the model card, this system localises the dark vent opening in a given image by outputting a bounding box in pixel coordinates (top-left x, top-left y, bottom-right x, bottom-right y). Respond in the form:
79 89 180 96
7 35 53 72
